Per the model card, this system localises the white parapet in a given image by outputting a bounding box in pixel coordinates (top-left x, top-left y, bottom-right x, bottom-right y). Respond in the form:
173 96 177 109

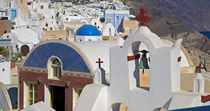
0 61 11 84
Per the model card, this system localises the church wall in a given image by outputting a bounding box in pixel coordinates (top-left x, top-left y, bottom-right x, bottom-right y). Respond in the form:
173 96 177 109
19 70 93 111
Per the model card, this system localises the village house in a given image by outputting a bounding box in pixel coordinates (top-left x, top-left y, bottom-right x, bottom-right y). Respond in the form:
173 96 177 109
122 17 139 37
105 9 129 33
0 0 208 111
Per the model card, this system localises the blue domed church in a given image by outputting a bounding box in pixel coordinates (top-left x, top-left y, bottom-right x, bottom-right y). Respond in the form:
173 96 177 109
76 24 102 41
18 40 94 111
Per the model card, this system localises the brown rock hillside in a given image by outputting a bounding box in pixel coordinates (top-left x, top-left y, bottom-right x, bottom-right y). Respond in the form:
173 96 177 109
123 0 210 71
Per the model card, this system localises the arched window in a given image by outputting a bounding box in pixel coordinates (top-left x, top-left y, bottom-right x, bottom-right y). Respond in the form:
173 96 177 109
108 17 112 23
21 45 30 56
116 16 119 23
28 82 37 106
51 58 61 78
48 57 62 79
41 5 44 9
109 28 111 36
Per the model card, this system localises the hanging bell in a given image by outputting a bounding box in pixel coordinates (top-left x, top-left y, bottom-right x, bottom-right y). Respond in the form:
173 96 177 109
138 50 149 69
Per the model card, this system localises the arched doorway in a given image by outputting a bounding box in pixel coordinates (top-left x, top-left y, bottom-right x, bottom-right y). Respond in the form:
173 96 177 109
111 103 129 111
21 45 29 56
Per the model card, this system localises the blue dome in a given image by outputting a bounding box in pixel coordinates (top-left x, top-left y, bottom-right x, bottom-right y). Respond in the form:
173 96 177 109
76 24 101 36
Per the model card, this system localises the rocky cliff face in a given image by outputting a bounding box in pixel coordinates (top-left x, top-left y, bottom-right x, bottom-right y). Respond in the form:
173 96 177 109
126 0 210 31
164 31 210 71
124 0 210 71
160 0 210 32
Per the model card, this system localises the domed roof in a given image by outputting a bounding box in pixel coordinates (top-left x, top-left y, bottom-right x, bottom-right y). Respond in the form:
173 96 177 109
76 24 101 36
23 42 92 73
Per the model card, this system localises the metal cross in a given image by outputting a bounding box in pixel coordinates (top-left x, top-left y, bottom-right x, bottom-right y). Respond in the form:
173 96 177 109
96 58 103 68
196 64 206 73
135 7 151 26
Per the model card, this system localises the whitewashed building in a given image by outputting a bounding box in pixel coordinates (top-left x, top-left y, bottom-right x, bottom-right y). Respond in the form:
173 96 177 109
74 26 210 111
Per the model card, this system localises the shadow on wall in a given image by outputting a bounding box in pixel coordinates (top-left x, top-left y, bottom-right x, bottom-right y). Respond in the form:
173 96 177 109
128 41 150 91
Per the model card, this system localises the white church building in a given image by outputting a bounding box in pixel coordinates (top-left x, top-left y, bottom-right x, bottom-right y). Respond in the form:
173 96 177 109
74 26 210 111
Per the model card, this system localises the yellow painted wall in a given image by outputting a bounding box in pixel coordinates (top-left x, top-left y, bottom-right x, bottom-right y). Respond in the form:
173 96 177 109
204 79 210 93
42 30 68 41
180 67 196 75
139 69 150 87
180 74 195 92
119 104 129 111
123 20 138 36
181 74 210 93
64 22 86 30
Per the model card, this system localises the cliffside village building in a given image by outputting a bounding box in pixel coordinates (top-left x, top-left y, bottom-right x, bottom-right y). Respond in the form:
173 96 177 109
0 0 210 111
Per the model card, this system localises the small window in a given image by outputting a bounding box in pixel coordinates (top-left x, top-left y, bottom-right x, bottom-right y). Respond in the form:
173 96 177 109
109 28 111 36
28 82 37 106
41 5 44 9
49 57 62 79
66 18 68 21
46 23 48 27
116 16 119 23
52 58 61 78
108 17 112 23
129 29 132 35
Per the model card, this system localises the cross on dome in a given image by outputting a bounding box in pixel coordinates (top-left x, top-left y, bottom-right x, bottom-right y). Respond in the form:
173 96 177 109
135 7 151 26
